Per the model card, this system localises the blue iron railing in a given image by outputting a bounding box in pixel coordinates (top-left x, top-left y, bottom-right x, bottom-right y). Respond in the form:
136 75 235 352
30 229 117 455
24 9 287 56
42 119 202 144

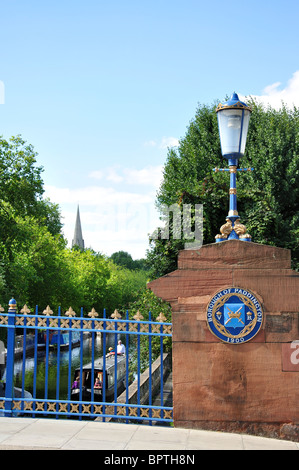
0 300 173 424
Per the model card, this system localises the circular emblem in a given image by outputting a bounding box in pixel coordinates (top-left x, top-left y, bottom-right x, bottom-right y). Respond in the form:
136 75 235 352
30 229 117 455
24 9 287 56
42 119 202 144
207 287 263 344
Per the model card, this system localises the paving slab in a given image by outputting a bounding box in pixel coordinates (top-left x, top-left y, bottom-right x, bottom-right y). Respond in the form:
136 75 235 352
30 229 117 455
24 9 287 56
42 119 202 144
187 429 244 450
0 418 87 449
63 421 139 450
241 433 299 450
0 418 297 450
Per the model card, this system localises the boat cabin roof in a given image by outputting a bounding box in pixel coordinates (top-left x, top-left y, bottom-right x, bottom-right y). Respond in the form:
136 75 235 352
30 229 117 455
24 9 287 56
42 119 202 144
74 354 125 374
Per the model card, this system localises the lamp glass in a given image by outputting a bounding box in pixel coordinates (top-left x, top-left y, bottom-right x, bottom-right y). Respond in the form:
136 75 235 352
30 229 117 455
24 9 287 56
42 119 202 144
217 108 251 158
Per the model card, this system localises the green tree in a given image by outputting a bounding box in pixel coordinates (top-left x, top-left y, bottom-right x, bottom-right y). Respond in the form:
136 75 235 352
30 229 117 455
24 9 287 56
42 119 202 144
104 260 148 311
63 249 111 314
0 135 62 235
0 135 154 313
0 135 66 308
125 288 172 373
0 204 70 309
110 251 135 270
110 251 149 271
147 99 299 278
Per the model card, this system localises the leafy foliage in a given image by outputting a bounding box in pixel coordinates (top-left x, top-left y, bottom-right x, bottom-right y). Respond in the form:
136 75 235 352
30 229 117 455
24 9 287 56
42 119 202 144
110 251 148 271
124 288 172 374
0 136 149 313
147 100 299 278
0 135 62 235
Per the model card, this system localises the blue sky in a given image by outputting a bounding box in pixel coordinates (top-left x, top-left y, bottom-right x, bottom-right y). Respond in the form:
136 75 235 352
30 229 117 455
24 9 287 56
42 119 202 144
1 0 299 258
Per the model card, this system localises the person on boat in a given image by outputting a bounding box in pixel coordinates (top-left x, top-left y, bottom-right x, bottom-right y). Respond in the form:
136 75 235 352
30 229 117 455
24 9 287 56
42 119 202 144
94 377 102 389
117 340 125 355
106 347 115 357
71 376 80 389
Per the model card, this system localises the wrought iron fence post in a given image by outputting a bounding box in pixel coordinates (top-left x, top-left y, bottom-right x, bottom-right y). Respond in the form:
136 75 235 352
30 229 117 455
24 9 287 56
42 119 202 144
5 298 17 416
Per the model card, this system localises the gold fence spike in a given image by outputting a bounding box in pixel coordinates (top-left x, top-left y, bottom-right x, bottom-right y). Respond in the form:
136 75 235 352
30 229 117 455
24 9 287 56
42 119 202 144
156 312 167 323
43 305 53 316
133 310 144 321
65 306 76 317
88 307 99 318
111 309 122 319
20 304 31 315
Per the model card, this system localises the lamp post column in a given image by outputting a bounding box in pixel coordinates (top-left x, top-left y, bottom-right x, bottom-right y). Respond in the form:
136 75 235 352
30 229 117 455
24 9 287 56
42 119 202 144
228 161 238 222
215 92 252 242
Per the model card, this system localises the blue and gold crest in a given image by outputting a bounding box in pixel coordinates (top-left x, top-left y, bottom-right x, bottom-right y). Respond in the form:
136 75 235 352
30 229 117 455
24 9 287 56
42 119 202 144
207 287 263 343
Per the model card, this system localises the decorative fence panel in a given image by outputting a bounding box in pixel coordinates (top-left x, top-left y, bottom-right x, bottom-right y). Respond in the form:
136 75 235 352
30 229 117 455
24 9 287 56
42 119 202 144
0 299 173 425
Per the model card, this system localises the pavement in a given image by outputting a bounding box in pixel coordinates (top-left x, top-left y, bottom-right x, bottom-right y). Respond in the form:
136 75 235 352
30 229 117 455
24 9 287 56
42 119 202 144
0 417 297 450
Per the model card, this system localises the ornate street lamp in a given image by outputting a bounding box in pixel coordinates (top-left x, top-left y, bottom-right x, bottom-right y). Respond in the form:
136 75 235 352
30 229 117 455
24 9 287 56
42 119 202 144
214 92 253 242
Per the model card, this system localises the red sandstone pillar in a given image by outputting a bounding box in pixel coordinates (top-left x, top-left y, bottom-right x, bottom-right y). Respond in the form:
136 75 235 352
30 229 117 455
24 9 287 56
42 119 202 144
148 240 299 440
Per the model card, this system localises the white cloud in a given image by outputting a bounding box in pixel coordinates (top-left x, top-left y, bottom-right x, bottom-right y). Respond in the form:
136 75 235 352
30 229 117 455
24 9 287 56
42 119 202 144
89 166 124 184
106 166 124 183
44 184 154 206
143 136 179 149
144 140 157 147
160 136 179 149
89 164 163 188
246 70 299 109
123 165 163 187
54 200 160 258
88 170 103 180
43 164 164 258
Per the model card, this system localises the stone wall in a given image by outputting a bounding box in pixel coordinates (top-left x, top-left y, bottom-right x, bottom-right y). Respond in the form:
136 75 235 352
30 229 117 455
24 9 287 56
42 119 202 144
148 240 299 441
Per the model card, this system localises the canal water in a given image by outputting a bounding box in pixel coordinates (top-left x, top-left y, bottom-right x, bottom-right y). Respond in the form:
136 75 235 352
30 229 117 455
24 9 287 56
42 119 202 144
9 335 104 400
5 333 134 402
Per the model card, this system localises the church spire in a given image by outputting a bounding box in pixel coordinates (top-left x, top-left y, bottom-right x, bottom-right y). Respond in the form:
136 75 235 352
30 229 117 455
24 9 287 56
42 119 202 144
72 205 84 250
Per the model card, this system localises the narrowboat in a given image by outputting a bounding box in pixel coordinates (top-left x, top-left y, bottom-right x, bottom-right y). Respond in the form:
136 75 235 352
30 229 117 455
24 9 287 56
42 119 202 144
0 382 32 417
50 331 81 349
49 331 90 349
71 354 126 402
